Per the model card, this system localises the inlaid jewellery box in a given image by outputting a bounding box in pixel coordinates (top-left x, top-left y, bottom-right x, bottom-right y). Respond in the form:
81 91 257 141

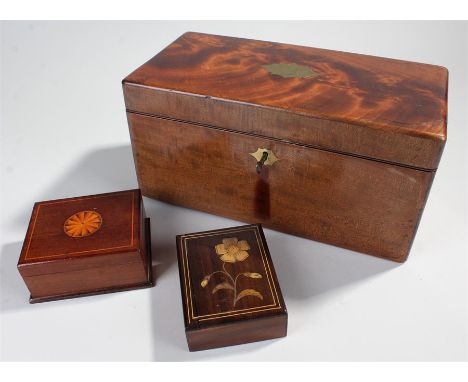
176 224 287 351
123 32 448 262
17 189 154 303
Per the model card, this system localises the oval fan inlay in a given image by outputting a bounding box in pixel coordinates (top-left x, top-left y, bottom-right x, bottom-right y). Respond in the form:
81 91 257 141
63 210 102 238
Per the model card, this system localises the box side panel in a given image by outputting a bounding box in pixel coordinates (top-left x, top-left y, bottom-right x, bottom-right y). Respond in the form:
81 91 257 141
186 313 287 351
138 195 148 268
128 113 435 262
21 258 149 301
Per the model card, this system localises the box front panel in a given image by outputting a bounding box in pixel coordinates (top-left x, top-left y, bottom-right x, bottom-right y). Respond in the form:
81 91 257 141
186 314 287 351
22 260 149 301
128 113 434 261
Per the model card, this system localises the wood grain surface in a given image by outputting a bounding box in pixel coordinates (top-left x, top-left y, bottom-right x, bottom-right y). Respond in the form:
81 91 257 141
129 113 434 262
176 224 287 351
123 32 447 169
124 32 446 262
17 190 154 302
186 314 287 352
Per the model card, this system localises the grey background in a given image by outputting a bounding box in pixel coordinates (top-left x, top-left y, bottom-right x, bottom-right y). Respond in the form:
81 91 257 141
1 21 467 361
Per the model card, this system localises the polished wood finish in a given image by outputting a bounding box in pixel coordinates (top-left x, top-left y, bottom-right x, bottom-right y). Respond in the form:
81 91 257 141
176 224 287 351
124 33 447 262
18 190 154 303
128 113 433 262
123 32 447 169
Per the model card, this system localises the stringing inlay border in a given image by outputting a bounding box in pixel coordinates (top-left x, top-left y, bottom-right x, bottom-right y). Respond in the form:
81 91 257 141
179 226 282 324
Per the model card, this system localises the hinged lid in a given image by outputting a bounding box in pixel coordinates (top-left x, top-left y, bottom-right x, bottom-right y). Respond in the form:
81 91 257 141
176 224 286 330
18 190 143 277
123 32 447 170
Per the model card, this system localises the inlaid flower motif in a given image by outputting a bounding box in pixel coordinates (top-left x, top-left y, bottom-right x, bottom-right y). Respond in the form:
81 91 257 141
64 210 102 237
201 237 263 307
215 237 250 263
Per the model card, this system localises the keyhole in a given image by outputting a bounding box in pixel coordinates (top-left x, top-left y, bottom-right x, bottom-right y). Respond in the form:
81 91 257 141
256 151 269 174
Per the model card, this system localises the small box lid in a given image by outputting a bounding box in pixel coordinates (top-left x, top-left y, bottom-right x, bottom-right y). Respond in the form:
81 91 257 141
123 32 447 170
176 224 286 330
18 190 143 277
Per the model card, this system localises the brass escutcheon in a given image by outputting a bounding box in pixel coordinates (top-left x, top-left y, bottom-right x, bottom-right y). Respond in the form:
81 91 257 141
263 63 319 79
250 148 279 173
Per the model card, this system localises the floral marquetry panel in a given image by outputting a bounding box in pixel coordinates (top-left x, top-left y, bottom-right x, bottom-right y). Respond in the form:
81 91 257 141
176 224 286 330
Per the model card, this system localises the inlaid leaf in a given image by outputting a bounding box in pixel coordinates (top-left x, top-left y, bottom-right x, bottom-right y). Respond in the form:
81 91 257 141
234 289 263 305
201 275 212 287
212 282 235 294
242 272 262 279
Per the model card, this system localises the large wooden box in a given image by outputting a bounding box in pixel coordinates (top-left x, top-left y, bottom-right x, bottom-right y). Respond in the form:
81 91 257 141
17 189 154 303
176 224 287 351
123 32 447 262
